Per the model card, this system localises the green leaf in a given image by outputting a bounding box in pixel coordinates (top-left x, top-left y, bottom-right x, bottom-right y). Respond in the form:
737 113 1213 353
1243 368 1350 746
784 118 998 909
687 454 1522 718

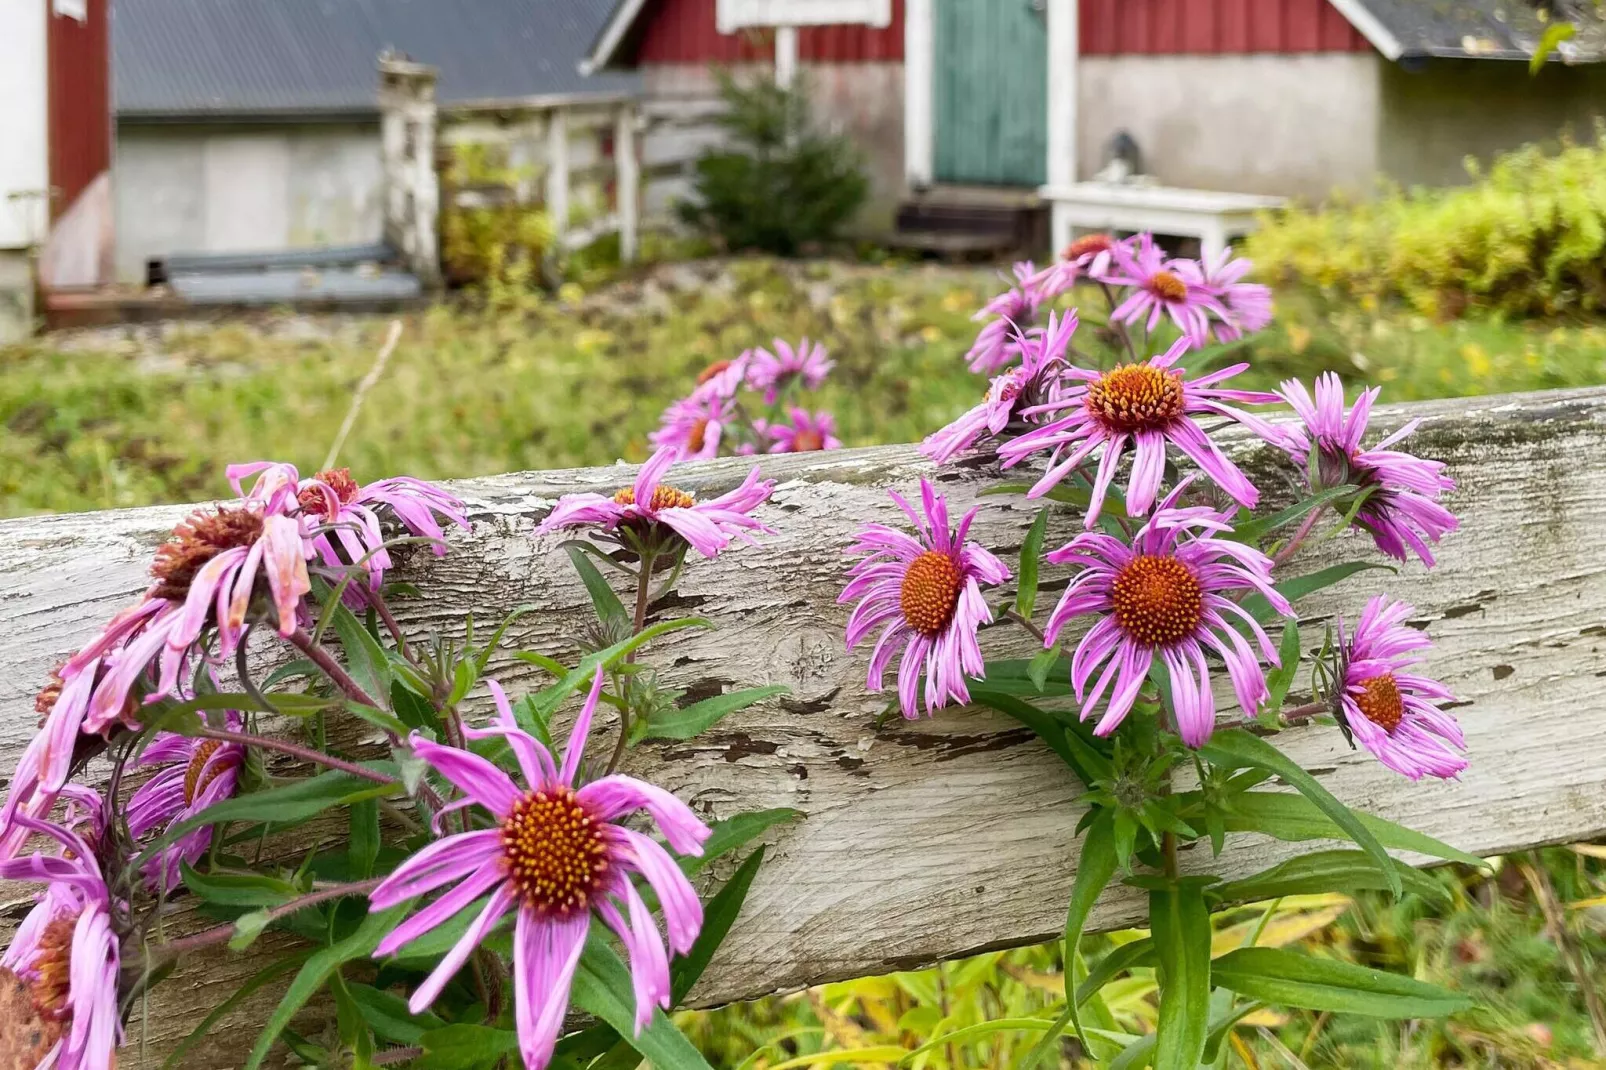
1212 947 1474 1018
571 935 716 1070
642 685 790 741
1076 939 1155 1009
348 798 380 880
1231 485 1357 545
347 982 445 1045
673 846 766 999
970 657 1074 698
1025 645 1059 694
414 1024 521 1070
1211 850 1450 906
567 545 630 628
1201 1001 1264 1064
901 1016 1071 1064
1243 561 1395 622
390 679 442 734
244 904 412 1070
229 908 274 952
260 659 321 690
1016 507 1050 621
1150 884 1212 1070
474 602 544 673
516 617 712 724
160 952 310 1070
447 657 480 707
966 688 1088 783
684 808 803 877
1531 19 1576 72
1201 729 1401 897
1257 620 1304 726
344 701 412 740
1220 790 1486 868
327 598 394 703
1062 810 1118 1045
178 863 301 908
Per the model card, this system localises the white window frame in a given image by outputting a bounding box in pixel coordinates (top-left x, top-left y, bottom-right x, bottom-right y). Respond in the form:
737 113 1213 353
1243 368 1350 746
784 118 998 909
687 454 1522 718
715 0 891 33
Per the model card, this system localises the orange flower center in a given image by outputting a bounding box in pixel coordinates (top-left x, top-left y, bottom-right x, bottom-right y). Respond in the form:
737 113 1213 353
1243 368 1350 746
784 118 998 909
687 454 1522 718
1085 364 1186 434
184 740 228 805
1147 270 1188 303
1066 233 1114 260
697 359 732 385
792 428 825 452
900 551 964 637
297 467 360 516
1112 555 1203 646
0 967 65 1066
612 485 696 511
150 507 266 603
35 669 64 720
687 419 710 453
1355 673 1404 732
29 916 76 1022
500 787 610 915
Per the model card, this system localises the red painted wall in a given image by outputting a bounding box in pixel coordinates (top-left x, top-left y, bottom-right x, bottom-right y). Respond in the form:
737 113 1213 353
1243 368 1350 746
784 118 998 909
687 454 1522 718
635 0 906 63
47 0 112 220
1080 0 1369 55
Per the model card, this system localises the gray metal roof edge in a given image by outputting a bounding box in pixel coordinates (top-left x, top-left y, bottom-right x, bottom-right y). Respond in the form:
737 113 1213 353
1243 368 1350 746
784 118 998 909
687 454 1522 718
117 107 382 124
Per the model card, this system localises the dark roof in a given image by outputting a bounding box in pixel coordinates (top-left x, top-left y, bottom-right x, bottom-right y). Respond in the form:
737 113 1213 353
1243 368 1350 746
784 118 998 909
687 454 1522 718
1341 0 1606 61
114 0 639 120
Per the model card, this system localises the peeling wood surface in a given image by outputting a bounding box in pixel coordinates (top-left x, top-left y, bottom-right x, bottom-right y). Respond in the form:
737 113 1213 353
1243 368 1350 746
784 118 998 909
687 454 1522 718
2 386 1606 1066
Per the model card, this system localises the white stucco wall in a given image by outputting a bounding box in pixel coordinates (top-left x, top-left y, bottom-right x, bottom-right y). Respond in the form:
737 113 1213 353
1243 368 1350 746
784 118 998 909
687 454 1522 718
1077 53 1382 202
0 0 48 251
114 123 384 282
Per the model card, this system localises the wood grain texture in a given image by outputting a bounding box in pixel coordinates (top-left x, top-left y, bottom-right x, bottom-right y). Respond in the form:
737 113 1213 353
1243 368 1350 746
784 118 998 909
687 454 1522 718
2 386 1605 1066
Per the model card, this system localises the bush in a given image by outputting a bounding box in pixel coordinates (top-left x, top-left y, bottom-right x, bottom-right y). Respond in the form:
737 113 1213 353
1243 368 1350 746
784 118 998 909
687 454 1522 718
678 71 869 255
1245 129 1606 319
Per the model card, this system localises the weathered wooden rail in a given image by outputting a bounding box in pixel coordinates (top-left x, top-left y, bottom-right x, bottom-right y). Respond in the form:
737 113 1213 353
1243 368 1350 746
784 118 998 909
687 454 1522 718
2 386 1605 1066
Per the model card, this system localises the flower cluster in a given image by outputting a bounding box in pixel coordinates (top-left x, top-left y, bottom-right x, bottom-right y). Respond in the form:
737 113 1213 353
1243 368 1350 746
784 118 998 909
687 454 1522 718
652 338 842 458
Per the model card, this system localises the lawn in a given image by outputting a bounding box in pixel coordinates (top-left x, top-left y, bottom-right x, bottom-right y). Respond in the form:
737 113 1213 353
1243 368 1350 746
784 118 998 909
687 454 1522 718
4 257 1606 1068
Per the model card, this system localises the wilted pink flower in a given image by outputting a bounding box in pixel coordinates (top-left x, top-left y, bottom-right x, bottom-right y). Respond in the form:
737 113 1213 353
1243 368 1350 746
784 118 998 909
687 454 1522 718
1026 233 1129 300
126 714 246 891
767 408 841 453
1335 596 1466 780
370 671 710 1070
0 812 121 1070
967 262 1042 374
999 338 1289 525
747 339 832 404
1277 373 1458 566
536 447 773 559
1044 485 1292 746
1105 236 1224 346
840 480 1011 718
651 392 736 460
294 467 469 592
923 310 1076 464
1180 248 1272 342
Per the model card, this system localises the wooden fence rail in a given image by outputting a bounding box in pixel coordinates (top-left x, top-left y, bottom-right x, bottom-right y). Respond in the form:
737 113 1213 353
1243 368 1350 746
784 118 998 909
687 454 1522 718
2 386 1605 1065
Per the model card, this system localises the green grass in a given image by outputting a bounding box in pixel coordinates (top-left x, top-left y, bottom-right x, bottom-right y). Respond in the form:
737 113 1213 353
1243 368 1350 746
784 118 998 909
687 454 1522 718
4 257 1606 1067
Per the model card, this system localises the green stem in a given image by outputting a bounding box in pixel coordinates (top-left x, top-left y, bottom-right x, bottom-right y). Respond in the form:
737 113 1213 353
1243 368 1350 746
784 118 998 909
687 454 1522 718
608 551 656 774
287 628 383 711
1272 507 1326 571
195 726 397 786
140 877 385 961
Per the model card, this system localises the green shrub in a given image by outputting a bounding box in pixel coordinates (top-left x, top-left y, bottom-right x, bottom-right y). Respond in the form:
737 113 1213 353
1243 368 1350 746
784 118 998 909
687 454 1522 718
1246 129 1606 319
678 71 869 255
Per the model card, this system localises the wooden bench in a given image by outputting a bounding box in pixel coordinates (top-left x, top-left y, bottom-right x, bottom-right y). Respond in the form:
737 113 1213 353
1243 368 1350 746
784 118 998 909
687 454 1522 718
1040 181 1287 261
2 386 1604 1066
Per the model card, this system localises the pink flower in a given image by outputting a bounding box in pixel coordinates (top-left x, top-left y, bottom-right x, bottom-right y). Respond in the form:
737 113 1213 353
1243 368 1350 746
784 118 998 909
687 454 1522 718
1335 596 1466 780
747 339 832 404
0 812 121 1070
691 351 753 401
1180 248 1272 342
1044 486 1293 746
767 408 841 453
1277 373 1458 566
126 714 246 891
651 392 736 460
536 447 774 559
839 480 1011 718
967 262 1042 374
369 670 710 1070
293 467 469 592
1026 233 1129 300
998 338 1290 525
1105 235 1225 347
923 310 1076 464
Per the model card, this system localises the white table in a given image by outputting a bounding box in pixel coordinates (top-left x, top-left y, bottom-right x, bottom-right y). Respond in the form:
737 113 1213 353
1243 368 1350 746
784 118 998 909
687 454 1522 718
1039 181 1286 262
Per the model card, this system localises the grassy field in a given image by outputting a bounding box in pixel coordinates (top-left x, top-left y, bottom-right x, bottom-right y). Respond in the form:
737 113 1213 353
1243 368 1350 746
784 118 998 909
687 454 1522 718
4 258 1606 1067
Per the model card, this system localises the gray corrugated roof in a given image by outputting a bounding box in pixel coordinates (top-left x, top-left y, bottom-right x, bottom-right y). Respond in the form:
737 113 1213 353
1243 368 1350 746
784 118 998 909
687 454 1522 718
1354 0 1606 61
114 0 639 119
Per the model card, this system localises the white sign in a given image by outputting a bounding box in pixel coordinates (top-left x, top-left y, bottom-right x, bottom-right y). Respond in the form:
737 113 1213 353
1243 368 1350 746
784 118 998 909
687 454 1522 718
715 0 892 31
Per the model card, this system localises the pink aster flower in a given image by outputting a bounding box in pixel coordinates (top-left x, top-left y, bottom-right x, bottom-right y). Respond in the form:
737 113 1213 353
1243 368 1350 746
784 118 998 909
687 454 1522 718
1277 373 1458 566
1179 248 1272 342
767 408 841 453
0 812 121 1070
923 310 1076 464
651 391 736 460
1105 235 1225 347
691 351 753 401
369 670 710 1070
839 480 1011 718
967 262 1042 374
1334 596 1466 780
126 714 246 891
536 447 774 559
998 337 1290 525
1044 485 1293 746
292 466 468 593
747 338 832 404
1026 233 1129 300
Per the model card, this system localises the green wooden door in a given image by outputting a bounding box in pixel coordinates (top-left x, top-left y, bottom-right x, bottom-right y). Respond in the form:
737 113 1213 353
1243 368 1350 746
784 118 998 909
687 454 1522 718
933 0 1048 186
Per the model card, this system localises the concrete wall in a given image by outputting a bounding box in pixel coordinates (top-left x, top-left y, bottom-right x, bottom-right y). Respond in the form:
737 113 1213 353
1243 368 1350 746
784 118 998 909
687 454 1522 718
113 122 383 282
1378 59 1606 190
1077 53 1382 202
0 0 48 251
0 250 33 343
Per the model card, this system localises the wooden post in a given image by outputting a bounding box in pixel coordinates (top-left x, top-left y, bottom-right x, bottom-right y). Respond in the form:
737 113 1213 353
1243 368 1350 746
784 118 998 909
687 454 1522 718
1045 0 1079 254
614 103 640 264
377 52 440 285
545 106 570 245
774 24 799 87
903 0 934 188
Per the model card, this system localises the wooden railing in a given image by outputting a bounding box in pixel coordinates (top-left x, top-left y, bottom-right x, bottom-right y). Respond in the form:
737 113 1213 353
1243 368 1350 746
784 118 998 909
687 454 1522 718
2 386 1604 1065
